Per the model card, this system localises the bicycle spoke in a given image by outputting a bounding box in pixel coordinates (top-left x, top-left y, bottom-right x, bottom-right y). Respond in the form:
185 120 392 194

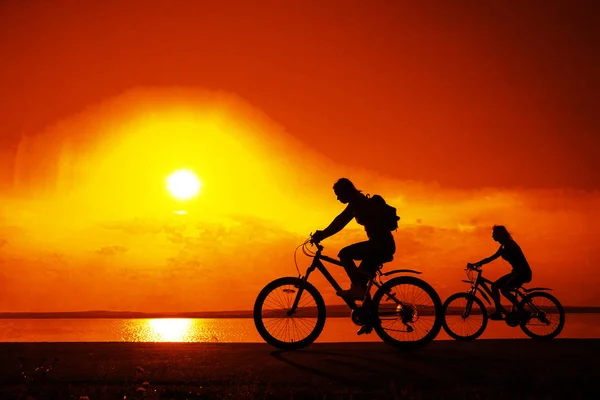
258 279 320 345
520 293 563 338
443 294 486 340
377 281 437 343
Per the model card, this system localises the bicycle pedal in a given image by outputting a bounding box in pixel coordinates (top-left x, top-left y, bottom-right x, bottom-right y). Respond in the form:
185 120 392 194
356 325 373 335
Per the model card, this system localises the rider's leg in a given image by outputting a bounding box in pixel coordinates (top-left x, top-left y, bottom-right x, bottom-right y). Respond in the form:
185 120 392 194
357 257 380 278
342 239 394 280
500 274 523 310
491 274 512 319
338 240 394 300
338 242 371 286
339 241 393 334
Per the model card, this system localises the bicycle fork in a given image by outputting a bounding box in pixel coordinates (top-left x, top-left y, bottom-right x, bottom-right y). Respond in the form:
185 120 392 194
287 264 317 316
462 296 475 319
461 287 479 319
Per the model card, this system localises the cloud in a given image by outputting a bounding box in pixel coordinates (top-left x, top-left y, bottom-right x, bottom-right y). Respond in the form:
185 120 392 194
0 88 598 311
96 245 129 256
1 184 599 310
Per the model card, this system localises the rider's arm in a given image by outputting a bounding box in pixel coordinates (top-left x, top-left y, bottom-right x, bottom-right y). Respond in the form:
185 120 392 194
476 246 503 266
320 205 354 239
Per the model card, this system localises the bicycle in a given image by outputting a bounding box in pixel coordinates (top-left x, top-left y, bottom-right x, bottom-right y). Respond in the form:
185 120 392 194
253 236 443 350
442 263 565 340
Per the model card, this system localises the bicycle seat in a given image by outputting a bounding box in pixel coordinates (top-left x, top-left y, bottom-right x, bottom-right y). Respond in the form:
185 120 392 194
358 255 395 279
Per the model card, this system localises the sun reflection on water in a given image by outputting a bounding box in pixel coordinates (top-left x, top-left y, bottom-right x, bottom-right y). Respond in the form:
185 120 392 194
148 319 193 342
120 318 255 342
122 319 199 342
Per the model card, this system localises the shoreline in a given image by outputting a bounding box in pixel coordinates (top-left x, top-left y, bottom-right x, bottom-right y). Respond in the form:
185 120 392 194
1 306 599 319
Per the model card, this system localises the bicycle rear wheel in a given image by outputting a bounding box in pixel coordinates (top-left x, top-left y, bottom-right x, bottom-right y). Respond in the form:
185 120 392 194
253 277 326 350
518 292 565 340
442 293 488 340
371 276 443 349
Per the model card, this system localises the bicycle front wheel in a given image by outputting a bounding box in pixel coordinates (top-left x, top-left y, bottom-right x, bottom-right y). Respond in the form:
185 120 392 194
253 277 326 350
372 276 443 349
518 292 565 340
442 293 488 340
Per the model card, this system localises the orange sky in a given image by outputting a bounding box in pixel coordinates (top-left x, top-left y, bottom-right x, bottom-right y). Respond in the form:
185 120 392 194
0 1 599 311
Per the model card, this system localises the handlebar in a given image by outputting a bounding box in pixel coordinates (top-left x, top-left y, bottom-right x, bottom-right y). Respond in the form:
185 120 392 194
466 263 481 271
293 235 324 276
308 233 324 251
297 234 323 259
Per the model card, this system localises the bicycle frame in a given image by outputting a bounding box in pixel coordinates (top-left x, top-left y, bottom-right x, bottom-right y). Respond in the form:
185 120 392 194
441 266 563 340
289 243 421 314
464 268 552 308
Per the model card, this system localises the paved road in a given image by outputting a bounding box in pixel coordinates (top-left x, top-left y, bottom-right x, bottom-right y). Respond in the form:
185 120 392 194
1 340 598 398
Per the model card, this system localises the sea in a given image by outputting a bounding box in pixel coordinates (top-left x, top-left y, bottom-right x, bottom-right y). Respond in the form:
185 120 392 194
1 314 599 342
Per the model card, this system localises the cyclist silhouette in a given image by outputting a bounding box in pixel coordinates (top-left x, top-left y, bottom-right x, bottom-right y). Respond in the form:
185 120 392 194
311 178 396 300
469 225 532 320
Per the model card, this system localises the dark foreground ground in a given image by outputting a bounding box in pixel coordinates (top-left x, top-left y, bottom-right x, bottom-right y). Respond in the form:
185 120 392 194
0 340 598 399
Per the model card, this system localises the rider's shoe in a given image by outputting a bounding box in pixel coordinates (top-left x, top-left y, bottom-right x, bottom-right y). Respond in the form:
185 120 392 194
337 284 366 301
356 325 373 335
488 311 505 320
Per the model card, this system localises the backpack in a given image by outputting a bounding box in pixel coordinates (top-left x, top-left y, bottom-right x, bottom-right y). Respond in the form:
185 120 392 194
367 194 400 231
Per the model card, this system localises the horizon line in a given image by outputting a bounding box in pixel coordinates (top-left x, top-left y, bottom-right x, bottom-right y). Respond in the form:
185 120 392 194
1 304 600 317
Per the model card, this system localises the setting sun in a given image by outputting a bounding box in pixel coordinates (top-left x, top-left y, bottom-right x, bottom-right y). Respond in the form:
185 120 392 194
167 169 201 200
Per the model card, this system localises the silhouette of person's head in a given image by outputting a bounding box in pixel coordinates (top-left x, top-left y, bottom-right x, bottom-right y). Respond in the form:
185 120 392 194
333 178 360 204
492 225 513 244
